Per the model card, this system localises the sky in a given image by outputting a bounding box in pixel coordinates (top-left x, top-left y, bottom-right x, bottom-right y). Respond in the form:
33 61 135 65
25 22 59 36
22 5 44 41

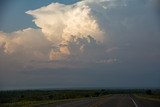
0 0 160 90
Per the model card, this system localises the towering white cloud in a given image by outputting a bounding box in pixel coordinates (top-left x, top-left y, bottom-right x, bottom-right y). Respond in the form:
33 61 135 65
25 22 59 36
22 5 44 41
0 0 159 69
24 0 128 62
26 2 105 42
26 1 108 61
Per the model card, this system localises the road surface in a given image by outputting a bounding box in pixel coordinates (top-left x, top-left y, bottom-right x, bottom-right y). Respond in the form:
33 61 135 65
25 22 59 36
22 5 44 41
39 94 160 107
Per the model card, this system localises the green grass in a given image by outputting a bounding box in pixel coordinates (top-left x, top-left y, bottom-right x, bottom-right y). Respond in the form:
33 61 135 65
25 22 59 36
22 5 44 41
1 89 160 106
134 94 160 102
0 89 108 107
0 96 103 107
0 99 72 107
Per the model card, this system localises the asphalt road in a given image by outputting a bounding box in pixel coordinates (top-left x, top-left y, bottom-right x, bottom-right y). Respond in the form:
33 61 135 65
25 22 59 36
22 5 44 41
39 94 160 107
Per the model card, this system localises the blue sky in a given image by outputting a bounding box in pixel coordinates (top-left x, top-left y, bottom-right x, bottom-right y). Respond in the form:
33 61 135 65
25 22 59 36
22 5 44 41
0 0 80 32
0 0 160 90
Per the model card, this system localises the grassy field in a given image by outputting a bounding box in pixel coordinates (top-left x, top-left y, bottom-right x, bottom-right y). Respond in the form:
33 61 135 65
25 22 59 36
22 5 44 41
134 89 160 102
0 89 160 107
0 89 108 107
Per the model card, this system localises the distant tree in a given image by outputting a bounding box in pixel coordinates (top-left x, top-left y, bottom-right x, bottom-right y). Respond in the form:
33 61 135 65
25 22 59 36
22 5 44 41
94 92 100 97
146 90 152 95
48 95 54 100
20 95 24 98
85 94 90 97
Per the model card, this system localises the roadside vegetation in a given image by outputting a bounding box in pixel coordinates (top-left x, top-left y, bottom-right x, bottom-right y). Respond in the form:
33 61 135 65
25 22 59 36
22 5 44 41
0 89 160 107
134 89 160 102
0 89 108 107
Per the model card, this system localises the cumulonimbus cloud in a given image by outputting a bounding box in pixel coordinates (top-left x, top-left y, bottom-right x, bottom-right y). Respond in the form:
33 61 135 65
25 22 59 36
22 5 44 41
0 0 157 69
26 1 108 61
25 0 128 61
1 0 121 70
26 2 105 42
1 0 160 90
